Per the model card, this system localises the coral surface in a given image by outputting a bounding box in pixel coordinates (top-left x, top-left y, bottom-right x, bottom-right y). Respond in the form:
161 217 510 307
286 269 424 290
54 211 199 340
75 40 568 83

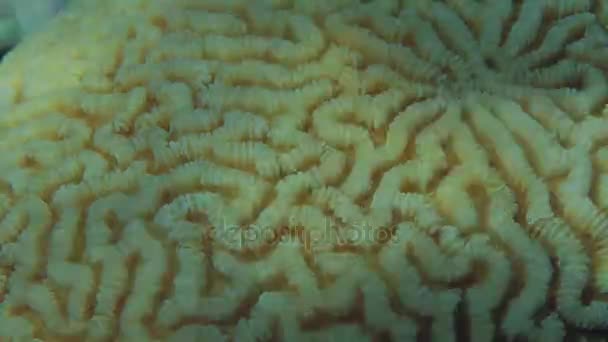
1 0 608 341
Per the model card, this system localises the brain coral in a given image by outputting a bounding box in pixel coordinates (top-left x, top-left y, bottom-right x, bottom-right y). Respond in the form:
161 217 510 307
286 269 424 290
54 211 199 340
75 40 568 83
1 0 608 341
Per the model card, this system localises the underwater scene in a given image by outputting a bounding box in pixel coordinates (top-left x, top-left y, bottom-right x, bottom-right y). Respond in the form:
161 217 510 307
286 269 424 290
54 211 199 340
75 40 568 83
0 0 608 341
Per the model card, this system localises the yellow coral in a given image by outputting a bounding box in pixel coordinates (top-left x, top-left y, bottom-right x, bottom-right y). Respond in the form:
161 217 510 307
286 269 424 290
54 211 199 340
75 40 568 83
0 0 608 341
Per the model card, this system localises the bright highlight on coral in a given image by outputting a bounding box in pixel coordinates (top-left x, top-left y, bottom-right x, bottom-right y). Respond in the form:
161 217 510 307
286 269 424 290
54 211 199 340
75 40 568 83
0 0 608 341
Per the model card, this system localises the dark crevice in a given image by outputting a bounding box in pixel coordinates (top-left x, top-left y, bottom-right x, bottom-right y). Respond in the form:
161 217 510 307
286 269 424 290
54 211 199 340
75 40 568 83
526 25 588 71
0 45 13 61
518 7 558 57
499 0 524 48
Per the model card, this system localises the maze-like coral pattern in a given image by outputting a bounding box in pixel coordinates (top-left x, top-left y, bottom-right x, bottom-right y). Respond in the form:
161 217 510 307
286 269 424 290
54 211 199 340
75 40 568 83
1 0 608 341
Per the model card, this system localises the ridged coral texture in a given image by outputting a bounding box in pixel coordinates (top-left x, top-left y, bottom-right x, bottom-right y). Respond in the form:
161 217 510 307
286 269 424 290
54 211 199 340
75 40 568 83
1 0 608 341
